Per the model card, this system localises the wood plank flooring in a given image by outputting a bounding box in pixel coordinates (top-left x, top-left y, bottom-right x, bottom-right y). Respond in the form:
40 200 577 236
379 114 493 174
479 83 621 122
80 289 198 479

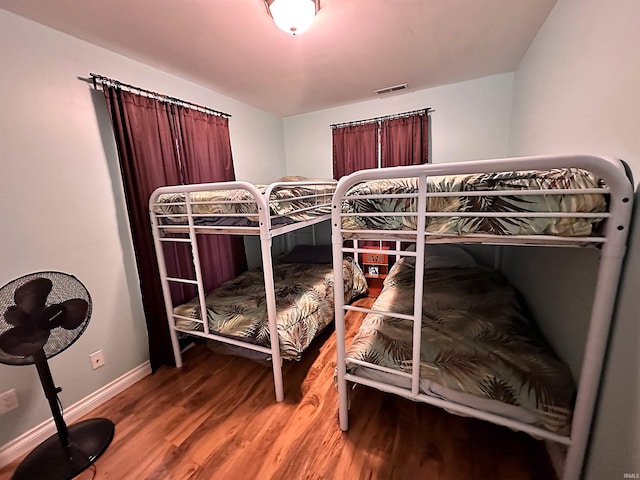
0 297 558 480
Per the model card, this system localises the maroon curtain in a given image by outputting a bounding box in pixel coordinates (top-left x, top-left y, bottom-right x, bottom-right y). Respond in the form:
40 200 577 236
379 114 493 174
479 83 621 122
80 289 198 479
174 107 246 291
176 108 236 182
380 114 430 167
102 87 245 370
332 123 378 178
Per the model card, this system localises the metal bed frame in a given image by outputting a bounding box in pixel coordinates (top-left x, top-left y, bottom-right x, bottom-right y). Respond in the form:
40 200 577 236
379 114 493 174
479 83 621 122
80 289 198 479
331 154 634 480
149 179 336 402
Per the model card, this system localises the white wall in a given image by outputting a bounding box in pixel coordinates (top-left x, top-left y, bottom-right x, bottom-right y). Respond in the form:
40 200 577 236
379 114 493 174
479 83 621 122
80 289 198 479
509 0 640 477
283 73 514 178
0 10 286 448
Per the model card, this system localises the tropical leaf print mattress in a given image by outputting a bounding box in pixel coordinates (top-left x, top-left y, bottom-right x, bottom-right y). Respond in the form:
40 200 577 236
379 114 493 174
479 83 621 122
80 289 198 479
345 259 576 433
174 258 367 360
341 168 606 237
154 177 335 226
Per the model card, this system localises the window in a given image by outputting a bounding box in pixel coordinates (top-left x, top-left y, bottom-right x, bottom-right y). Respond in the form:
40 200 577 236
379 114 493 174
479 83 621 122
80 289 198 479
331 109 431 178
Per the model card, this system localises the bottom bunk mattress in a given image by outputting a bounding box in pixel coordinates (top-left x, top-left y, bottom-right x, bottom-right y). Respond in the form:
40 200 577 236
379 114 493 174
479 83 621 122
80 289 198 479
345 258 576 434
174 258 367 361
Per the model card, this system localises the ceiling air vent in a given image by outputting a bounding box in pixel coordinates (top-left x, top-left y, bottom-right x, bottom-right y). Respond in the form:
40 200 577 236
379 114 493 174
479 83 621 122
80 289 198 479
375 84 407 95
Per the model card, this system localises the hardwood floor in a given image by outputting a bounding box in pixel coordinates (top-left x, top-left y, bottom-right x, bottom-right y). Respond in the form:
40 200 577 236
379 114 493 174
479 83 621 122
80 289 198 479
0 297 557 480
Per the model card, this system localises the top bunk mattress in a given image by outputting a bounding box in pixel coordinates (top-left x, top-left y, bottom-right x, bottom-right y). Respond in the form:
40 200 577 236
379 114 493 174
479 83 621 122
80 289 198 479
153 176 336 227
340 168 607 238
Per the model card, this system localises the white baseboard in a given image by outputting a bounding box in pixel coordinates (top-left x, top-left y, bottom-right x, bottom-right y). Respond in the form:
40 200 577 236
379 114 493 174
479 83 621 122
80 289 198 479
0 361 151 469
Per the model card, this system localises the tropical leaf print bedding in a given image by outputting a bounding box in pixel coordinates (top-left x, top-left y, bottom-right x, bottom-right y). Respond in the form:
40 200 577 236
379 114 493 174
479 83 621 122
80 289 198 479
346 259 575 433
154 177 335 226
341 168 606 237
174 258 367 360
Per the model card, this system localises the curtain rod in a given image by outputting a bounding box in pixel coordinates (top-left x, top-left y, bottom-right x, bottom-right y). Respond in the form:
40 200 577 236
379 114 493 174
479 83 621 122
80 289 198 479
88 73 231 118
330 108 433 129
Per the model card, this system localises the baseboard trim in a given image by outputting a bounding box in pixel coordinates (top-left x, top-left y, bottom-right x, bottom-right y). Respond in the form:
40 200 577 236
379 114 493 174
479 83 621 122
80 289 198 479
0 361 151 468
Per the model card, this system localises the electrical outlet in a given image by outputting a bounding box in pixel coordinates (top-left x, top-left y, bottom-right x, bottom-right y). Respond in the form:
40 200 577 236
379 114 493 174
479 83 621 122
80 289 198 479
89 350 105 370
0 389 19 414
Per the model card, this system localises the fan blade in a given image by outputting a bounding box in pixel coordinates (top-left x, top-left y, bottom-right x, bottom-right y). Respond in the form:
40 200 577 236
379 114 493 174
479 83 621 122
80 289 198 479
0 326 49 358
57 299 89 330
33 299 88 331
38 304 65 330
3 305 31 326
14 278 52 315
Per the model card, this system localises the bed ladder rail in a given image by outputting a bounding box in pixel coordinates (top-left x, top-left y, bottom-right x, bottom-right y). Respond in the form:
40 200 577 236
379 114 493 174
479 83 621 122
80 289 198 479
151 192 212 369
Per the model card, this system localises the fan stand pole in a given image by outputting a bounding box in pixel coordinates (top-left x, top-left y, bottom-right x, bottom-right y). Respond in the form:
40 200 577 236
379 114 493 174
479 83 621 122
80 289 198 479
34 352 71 454
12 351 115 480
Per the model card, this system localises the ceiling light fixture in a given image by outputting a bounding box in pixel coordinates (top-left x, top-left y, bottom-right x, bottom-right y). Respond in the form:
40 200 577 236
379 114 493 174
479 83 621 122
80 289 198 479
265 0 320 36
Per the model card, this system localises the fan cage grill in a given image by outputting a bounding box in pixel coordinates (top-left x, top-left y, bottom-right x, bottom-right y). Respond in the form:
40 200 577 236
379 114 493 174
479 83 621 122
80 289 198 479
0 271 92 365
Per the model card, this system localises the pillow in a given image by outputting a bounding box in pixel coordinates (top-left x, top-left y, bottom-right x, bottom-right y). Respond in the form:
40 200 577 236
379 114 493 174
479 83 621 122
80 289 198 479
275 175 309 182
280 244 333 264
404 244 476 269
275 175 337 183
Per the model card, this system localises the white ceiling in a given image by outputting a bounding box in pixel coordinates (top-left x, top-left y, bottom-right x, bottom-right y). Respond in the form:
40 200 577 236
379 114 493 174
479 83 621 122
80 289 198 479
0 0 556 117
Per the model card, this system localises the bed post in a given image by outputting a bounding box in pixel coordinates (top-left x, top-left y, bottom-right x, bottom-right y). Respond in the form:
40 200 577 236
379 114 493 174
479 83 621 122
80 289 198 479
149 192 184 368
410 175 428 396
562 175 633 480
563 252 626 480
332 192 349 430
260 232 284 402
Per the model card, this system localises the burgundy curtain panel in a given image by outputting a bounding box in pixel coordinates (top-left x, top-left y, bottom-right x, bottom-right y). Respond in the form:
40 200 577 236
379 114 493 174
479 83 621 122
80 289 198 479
332 123 378 178
174 107 246 292
381 114 430 167
102 87 245 370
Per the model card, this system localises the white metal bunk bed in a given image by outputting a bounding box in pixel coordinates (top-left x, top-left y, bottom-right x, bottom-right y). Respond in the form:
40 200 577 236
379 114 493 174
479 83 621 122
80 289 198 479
149 178 366 402
330 154 634 480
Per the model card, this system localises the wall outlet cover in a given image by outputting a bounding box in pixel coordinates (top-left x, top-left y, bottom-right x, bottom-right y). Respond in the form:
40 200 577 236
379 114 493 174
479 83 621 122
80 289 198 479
90 350 105 370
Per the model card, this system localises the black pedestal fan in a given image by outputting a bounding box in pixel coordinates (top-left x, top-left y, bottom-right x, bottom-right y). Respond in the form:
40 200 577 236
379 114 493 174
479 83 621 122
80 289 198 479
0 272 114 480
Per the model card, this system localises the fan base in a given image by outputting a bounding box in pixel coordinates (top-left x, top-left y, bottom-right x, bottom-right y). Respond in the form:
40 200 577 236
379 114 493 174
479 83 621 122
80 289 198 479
12 418 114 480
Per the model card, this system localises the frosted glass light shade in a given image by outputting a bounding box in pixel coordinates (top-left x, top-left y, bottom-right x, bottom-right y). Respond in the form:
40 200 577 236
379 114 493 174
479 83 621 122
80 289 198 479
268 0 317 35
